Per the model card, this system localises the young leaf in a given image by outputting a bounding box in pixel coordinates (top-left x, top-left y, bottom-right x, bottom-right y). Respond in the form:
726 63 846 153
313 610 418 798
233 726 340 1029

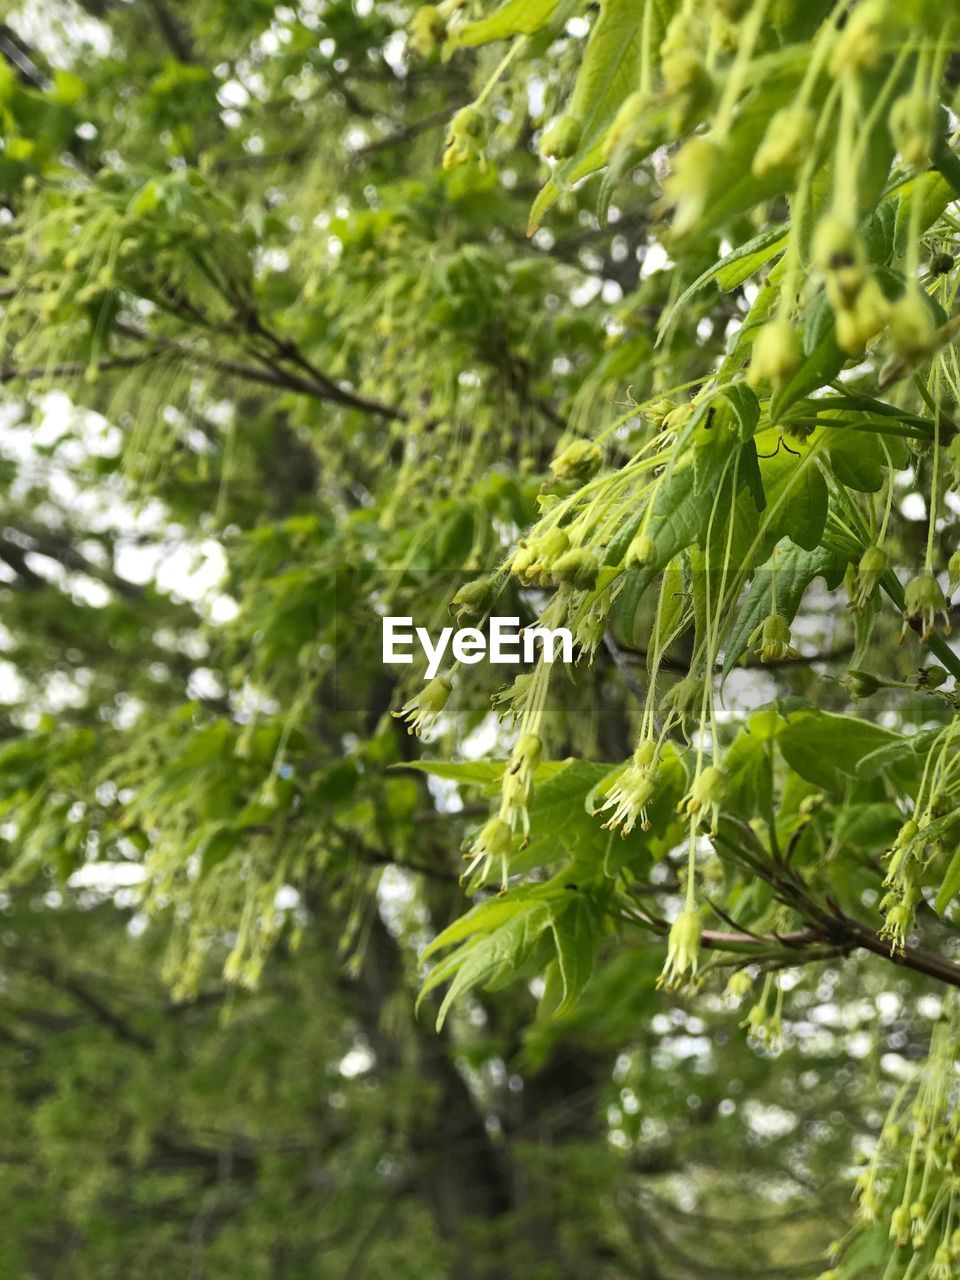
444 0 562 52
549 893 603 1016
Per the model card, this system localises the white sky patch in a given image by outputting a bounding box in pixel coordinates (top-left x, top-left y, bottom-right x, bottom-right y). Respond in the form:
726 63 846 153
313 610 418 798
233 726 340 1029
69 862 147 889
9 0 111 64
640 242 672 277
1 392 238 619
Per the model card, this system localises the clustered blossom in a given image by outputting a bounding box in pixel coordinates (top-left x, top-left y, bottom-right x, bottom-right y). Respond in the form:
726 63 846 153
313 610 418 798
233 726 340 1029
740 976 783 1054
598 740 660 835
878 819 923 953
461 733 544 894
747 317 801 389
501 732 541 839
843 1004 960 1278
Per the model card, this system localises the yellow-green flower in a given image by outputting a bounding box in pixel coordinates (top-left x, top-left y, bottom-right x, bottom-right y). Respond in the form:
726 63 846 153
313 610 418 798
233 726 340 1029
679 765 727 834
656 909 702 989
393 675 452 737
461 817 513 893
599 741 659 835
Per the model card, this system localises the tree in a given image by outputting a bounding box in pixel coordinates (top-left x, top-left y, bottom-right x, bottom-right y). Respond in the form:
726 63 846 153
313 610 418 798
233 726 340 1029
1 0 960 1275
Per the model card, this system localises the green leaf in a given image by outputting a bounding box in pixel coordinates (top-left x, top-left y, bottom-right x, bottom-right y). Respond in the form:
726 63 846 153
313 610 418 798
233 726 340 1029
444 0 562 51
401 759 568 789
434 905 554 1028
529 0 643 231
778 710 902 792
832 802 902 852
769 290 845 422
756 429 828 552
722 541 845 676
825 422 889 493
401 760 504 788
607 457 701 569
657 227 788 343
197 824 238 877
609 461 706 645
723 384 762 442
936 846 960 916
676 54 807 238
421 894 533 961
723 730 773 820
550 893 602 1015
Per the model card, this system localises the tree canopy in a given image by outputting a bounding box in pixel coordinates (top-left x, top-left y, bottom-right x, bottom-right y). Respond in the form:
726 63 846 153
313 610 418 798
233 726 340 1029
3 0 960 1276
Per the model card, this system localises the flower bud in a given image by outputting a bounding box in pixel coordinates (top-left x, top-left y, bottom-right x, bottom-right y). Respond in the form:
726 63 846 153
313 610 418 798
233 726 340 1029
664 137 725 236
660 674 704 738
724 969 754 1004
747 318 802 388
893 818 919 849
889 1204 910 1244
574 604 606 660
814 216 863 276
603 91 648 159
624 531 656 569
933 1244 952 1274
450 575 497 622
510 732 542 775
553 547 600 591
890 92 934 168
661 14 704 92
844 668 881 699
461 817 513 892
917 664 948 688
889 289 937 359
443 105 485 170
550 437 602 481
902 572 950 640
853 543 887 608
829 0 889 75
680 765 727 833
540 114 582 160
752 106 815 175
835 277 890 355
599 741 660 834
510 543 535 580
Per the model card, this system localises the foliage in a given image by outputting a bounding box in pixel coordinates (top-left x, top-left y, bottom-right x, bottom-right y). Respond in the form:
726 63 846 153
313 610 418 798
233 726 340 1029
3 0 960 1275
